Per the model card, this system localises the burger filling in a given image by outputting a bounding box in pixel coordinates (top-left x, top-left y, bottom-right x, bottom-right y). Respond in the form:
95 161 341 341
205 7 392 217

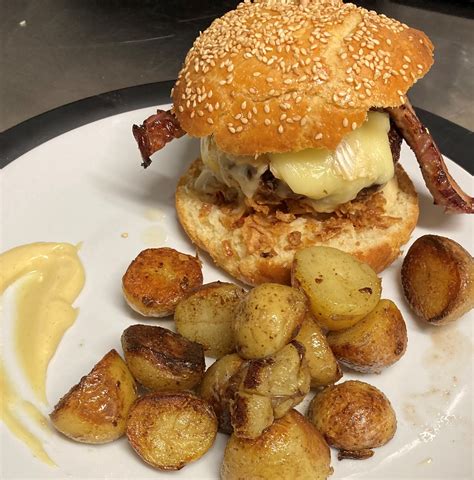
198 112 397 213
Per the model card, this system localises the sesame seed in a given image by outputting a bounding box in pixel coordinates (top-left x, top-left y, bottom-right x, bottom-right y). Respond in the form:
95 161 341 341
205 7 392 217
343 117 349 128
264 104 270 114
264 119 271 126
236 126 243 133
278 125 284 134
241 101 247 110
178 105 184 112
207 118 214 125
352 122 357 130
315 133 323 140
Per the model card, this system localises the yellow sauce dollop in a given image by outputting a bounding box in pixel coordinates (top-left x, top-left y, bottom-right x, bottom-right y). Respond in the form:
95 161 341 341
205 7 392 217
0 242 85 466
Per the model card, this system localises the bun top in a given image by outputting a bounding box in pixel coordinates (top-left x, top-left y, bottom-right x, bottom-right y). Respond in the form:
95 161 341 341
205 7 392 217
172 0 433 155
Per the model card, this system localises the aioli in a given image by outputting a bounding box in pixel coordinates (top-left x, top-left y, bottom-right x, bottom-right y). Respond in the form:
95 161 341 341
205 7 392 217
0 242 85 465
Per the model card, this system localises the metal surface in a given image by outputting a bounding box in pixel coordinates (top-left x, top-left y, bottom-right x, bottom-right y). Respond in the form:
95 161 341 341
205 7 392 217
1 0 473 132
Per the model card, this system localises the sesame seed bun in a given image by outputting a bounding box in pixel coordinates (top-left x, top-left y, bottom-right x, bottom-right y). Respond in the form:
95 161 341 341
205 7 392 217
172 0 433 156
175 159 419 286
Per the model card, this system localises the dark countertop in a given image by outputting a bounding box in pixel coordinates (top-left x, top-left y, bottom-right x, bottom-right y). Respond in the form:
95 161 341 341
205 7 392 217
1 0 473 132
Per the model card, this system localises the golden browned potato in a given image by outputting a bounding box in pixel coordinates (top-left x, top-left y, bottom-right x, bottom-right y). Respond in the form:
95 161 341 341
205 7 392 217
233 283 307 359
50 349 137 444
327 299 407 373
229 341 310 438
295 314 342 388
121 324 205 391
198 353 244 434
126 391 217 470
292 246 381 331
122 248 203 317
221 410 332 480
401 235 474 325
174 281 246 358
307 380 396 460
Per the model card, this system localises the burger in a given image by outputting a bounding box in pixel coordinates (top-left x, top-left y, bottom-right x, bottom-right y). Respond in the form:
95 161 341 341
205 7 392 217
133 0 473 285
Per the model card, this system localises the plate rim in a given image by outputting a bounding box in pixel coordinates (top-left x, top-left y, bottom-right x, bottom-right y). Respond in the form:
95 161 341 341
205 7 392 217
1 80 473 174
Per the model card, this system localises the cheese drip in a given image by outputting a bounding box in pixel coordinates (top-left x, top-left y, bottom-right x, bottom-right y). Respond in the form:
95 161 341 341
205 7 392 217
199 112 394 212
269 112 394 212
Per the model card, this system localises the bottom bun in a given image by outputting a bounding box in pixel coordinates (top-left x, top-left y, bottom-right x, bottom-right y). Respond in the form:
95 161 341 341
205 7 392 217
176 159 419 285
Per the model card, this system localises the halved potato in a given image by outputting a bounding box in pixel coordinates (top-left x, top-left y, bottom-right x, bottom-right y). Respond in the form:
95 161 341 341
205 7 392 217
327 299 407 373
175 282 246 358
221 410 332 480
292 246 381 331
307 380 396 460
295 314 342 387
401 235 474 325
121 324 205 391
233 283 307 359
126 391 217 470
229 341 310 438
198 353 244 434
50 349 137 444
122 248 203 317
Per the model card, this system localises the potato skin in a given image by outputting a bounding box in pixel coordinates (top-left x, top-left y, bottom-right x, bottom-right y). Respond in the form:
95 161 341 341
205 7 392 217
327 300 407 373
121 324 205 391
175 281 246 358
50 349 137 444
126 391 217 470
292 246 381 331
401 235 474 325
233 283 307 359
295 314 342 387
308 380 396 460
221 409 332 480
122 248 203 317
198 353 244 434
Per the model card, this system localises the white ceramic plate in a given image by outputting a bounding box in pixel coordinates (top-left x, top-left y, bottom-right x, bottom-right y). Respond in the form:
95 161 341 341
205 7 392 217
1 105 473 479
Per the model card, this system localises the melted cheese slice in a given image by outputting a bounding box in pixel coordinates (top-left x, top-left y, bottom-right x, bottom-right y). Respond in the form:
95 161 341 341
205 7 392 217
269 112 394 212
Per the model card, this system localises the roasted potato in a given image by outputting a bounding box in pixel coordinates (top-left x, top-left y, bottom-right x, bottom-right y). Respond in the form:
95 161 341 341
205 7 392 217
126 391 217 470
221 409 332 480
230 391 274 439
307 380 396 460
292 246 381 331
50 349 137 444
121 324 205 391
122 248 203 317
175 281 246 358
401 235 474 325
233 283 307 359
229 341 310 438
198 353 244 433
295 314 342 387
327 299 407 373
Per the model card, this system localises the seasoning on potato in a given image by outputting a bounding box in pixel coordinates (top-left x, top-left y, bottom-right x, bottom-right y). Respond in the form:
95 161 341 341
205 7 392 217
292 246 381 331
327 299 407 373
232 283 307 359
307 380 397 460
122 247 203 317
198 353 245 434
121 324 205 391
401 234 474 325
221 409 332 480
229 341 310 438
175 281 246 358
126 391 217 470
50 349 137 444
295 314 342 387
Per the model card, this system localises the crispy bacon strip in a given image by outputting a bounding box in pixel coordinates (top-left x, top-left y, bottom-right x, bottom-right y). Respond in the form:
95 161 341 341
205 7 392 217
132 109 185 168
388 98 473 214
